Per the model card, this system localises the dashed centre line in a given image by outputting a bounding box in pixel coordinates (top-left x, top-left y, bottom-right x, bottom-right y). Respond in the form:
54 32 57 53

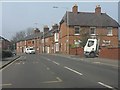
52 61 60 65
98 82 113 89
64 66 83 76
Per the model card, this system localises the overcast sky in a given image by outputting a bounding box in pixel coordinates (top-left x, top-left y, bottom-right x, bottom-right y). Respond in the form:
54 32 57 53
0 0 119 40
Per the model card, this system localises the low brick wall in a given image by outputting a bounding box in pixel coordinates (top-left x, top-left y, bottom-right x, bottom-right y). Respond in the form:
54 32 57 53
99 47 120 60
70 47 84 57
70 47 120 60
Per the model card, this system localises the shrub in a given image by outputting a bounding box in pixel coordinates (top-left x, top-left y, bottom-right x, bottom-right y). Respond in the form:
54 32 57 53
2 50 13 58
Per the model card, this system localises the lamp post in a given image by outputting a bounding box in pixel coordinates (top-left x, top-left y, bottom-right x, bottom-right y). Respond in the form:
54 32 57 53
53 6 69 54
42 25 45 53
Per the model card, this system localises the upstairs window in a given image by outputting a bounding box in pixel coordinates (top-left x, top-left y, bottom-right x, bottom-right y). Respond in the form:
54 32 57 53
90 27 96 35
74 26 80 35
32 41 34 44
107 27 113 36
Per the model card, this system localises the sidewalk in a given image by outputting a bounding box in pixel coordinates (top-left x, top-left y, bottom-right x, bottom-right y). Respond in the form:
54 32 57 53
0 55 20 69
52 54 119 68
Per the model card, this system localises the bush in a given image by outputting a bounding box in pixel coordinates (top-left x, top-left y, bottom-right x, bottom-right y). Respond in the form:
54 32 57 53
2 50 13 58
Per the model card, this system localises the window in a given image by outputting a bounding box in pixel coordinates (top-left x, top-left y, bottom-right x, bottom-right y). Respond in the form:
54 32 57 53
90 27 96 35
74 26 80 35
107 27 112 36
87 41 94 47
32 41 34 44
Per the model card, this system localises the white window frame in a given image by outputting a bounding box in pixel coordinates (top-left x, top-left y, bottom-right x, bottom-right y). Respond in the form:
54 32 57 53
74 26 80 35
90 27 96 35
107 27 113 36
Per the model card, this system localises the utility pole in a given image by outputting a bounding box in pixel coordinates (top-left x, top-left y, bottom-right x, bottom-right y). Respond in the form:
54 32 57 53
53 6 70 54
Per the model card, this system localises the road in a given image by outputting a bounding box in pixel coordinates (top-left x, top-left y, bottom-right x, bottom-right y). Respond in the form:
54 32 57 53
1 54 118 89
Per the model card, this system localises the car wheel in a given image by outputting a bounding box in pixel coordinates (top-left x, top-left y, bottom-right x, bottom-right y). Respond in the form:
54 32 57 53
90 52 95 58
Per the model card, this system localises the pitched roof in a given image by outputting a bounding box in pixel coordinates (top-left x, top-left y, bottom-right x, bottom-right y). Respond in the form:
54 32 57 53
60 12 119 27
25 32 43 40
0 36 10 42
41 28 59 39
17 32 43 42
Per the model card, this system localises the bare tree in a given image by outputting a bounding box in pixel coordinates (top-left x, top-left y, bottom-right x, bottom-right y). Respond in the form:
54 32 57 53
80 28 90 47
26 27 34 36
11 30 26 42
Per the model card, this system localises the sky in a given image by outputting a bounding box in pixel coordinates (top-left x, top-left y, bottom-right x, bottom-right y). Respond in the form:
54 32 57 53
0 0 119 40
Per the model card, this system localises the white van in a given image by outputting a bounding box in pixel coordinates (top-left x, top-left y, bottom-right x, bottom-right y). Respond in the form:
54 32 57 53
24 47 35 54
84 39 99 58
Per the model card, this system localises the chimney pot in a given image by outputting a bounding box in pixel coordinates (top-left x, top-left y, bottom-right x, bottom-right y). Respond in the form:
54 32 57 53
95 5 101 14
43 25 49 32
72 4 78 13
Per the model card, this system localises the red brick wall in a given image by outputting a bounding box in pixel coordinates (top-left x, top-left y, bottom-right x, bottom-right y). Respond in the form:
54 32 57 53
59 22 119 55
70 47 84 57
99 47 120 60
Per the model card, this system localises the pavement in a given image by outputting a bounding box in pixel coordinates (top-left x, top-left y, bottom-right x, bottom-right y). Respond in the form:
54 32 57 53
0 55 20 69
51 53 119 68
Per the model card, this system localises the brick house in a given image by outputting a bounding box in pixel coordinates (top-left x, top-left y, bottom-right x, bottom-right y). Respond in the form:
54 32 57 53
41 24 59 54
0 36 11 50
16 28 43 54
59 5 119 54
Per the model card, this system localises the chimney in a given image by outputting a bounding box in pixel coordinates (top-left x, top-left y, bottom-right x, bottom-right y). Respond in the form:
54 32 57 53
43 25 49 33
52 24 58 30
34 28 40 34
95 5 101 14
72 4 78 13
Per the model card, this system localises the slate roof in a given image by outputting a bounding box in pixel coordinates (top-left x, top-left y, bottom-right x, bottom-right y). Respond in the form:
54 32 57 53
0 36 10 42
24 32 43 40
60 12 119 27
17 32 43 42
42 29 54 39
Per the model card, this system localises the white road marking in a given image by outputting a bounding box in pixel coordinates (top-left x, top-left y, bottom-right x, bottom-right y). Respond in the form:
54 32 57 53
0 83 12 86
41 77 62 83
52 61 60 65
93 62 101 64
46 67 50 70
41 56 51 61
46 58 51 61
98 82 113 89
64 66 83 76
15 63 20 64
56 77 62 82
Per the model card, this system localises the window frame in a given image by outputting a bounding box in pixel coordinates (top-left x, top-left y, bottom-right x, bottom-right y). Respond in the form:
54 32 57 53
107 27 113 36
89 27 96 35
74 26 80 35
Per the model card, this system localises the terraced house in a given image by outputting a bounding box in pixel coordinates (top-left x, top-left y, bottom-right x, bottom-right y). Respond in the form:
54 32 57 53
41 24 59 54
59 4 119 54
16 28 43 54
16 24 59 54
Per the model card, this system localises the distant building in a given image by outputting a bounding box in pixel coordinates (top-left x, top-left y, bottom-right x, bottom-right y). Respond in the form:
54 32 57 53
16 24 60 54
16 28 43 54
41 24 59 54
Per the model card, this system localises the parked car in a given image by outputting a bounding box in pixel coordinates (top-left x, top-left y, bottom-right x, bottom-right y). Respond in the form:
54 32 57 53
24 47 35 54
12 51 16 56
